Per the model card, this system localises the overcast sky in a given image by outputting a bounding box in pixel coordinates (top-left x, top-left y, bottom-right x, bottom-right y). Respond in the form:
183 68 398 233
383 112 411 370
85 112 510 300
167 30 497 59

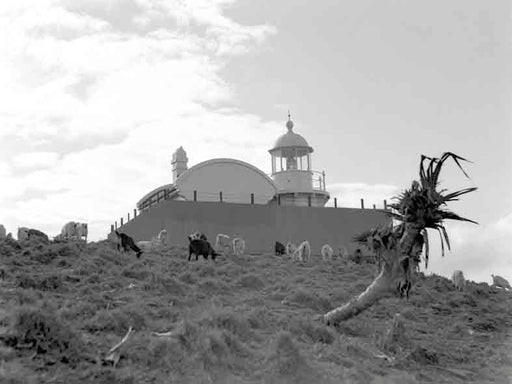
0 0 510 284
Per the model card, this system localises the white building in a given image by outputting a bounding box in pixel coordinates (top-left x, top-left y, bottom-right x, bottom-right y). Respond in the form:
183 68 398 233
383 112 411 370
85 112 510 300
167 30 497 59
137 115 330 210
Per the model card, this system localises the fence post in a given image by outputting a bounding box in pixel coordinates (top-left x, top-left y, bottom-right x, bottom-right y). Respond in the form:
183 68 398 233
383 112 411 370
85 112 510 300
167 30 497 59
251 193 254 204
193 190 197 202
308 196 312 207
384 199 387 210
134 208 137 217
220 191 223 202
334 197 337 208
120 217 124 226
360 198 364 209
115 221 118 230
110 224 114 233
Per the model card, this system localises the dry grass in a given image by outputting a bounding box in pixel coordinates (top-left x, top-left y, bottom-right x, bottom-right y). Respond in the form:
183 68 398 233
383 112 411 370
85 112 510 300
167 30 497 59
0 238 511 383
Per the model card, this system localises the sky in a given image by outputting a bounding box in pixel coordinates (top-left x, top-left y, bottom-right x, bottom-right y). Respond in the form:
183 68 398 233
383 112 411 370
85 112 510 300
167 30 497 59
0 0 511 284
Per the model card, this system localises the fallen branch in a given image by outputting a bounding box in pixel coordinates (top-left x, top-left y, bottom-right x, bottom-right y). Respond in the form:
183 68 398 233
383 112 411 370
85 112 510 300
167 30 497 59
103 326 134 367
109 326 134 354
151 330 177 337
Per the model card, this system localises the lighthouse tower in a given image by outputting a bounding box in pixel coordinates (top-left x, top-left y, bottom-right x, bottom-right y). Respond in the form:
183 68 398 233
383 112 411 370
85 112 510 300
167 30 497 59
269 114 330 207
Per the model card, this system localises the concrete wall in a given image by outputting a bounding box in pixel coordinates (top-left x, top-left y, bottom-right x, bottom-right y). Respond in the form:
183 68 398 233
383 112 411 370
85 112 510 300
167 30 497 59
116 200 391 255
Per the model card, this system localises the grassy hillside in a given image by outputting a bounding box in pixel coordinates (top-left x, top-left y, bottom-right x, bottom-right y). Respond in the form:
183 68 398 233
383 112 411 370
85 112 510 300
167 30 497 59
0 238 511 383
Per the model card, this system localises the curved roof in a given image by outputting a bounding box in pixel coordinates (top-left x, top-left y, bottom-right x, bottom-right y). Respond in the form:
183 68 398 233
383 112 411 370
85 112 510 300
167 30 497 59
136 183 175 208
176 158 278 192
269 119 313 155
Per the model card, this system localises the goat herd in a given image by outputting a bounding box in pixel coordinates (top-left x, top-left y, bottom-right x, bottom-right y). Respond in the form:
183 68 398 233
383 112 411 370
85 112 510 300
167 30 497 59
0 222 88 244
1 223 510 292
110 228 355 265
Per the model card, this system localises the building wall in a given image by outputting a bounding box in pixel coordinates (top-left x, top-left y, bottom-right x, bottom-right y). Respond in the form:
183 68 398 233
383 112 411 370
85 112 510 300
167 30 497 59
176 159 277 204
273 170 313 191
116 200 391 255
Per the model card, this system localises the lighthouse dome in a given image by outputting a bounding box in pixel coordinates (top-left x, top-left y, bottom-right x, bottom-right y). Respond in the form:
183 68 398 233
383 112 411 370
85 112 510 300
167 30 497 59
269 116 313 156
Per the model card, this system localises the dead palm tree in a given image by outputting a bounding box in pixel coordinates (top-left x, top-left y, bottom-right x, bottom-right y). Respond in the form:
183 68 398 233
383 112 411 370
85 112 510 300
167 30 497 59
323 152 477 325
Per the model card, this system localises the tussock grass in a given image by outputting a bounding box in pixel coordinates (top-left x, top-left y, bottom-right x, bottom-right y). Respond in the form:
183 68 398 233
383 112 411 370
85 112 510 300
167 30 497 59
0 240 511 383
288 318 335 344
237 274 265 289
16 273 64 291
10 305 85 365
270 331 307 375
284 289 332 312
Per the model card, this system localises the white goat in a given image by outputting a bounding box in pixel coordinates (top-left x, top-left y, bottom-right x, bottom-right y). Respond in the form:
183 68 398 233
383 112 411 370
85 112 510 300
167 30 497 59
451 270 466 291
286 242 297 256
291 241 311 262
215 233 231 253
189 231 207 241
491 274 511 290
338 246 349 260
321 244 334 261
153 229 167 246
137 229 168 251
233 237 246 256
17 227 29 241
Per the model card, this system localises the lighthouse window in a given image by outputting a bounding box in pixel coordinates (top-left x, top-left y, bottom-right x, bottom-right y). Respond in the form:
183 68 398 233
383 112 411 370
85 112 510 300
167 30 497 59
286 156 297 170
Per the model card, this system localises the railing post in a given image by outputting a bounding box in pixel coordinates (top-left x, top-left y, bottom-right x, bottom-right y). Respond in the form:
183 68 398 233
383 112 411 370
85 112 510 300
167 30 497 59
251 193 254 204
360 198 365 209
308 196 312 207
334 197 337 208
110 224 114 233
120 217 124 226
134 208 137 217
384 199 387 210
193 190 197 202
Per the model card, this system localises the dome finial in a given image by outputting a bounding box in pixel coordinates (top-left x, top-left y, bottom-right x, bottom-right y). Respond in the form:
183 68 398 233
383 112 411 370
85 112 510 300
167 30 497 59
286 110 294 131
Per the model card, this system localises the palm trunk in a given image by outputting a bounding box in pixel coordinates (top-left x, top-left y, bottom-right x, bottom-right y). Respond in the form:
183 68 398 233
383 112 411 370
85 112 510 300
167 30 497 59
323 223 424 325
323 255 396 325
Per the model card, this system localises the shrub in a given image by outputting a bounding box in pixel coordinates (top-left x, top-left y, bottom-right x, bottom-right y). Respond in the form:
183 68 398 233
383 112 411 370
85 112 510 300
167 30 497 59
16 273 64 291
11 306 85 365
29 247 58 264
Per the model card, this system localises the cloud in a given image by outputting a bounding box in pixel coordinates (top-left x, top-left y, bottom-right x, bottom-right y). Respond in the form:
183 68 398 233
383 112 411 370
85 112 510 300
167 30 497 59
0 0 278 241
326 182 400 209
12 151 61 169
423 212 512 285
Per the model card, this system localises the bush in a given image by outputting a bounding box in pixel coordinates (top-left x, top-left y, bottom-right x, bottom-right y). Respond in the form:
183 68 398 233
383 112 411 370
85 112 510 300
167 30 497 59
11 306 85 365
16 273 64 291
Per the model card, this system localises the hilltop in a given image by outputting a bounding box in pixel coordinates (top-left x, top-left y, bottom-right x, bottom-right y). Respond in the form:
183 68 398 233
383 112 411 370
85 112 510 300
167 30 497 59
0 239 511 383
